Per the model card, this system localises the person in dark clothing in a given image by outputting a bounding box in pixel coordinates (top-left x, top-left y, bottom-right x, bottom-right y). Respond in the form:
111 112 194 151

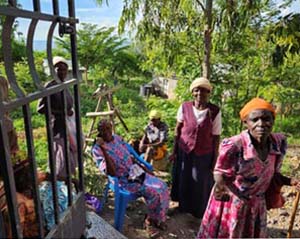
170 77 222 218
37 56 77 178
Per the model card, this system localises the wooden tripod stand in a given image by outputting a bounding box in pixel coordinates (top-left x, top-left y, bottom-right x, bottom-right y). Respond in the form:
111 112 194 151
84 84 128 150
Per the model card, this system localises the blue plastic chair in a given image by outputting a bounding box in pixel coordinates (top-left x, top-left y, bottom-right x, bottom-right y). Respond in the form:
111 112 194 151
102 143 153 232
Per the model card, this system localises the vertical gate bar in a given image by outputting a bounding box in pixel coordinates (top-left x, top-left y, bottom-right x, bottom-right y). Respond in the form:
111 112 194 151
52 0 59 15
27 20 43 90
27 0 43 90
46 22 57 83
2 16 25 97
0 121 21 238
44 97 59 224
68 0 84 191
47 0 60 223
0 204 7 238
33 0 41 11
22 104 44 237
0 1 21 232
8 0 17 7
61 91 73 206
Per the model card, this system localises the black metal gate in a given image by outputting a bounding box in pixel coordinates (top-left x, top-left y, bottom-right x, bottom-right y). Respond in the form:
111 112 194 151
0 0 85 238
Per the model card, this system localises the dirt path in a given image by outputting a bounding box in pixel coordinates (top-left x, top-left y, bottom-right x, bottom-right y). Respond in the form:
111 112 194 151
99 147 300 238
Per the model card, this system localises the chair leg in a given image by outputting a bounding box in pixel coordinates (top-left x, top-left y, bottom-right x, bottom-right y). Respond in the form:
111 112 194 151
103 183 109 204
114 194 130 232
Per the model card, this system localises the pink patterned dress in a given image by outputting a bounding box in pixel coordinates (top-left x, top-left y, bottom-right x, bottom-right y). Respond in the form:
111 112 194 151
92 135 169 222
197 130 287 238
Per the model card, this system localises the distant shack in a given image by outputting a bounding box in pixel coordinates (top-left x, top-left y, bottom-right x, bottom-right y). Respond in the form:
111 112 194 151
140 75 178 99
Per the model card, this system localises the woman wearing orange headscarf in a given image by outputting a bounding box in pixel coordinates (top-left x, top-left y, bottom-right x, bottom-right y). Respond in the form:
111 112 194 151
197 98 300 238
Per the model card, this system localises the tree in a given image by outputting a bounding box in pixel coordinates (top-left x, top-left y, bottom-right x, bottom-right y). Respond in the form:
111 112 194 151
268 13 300 66
0 0 28 62
55 23 144 83
95 1 273 81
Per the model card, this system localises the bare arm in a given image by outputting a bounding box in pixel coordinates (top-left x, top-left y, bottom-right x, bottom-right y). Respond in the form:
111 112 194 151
169 121 183 161
95 137 116 176
212 135 220 170
213 173 230 200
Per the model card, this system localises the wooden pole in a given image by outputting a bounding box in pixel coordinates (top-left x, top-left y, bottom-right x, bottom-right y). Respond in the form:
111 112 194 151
83 95 102 151
287 191 300 238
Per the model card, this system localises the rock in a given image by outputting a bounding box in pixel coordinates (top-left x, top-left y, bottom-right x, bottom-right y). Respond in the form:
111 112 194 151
85 211 127 239
279 211 289 217
280 231 287 236
168 233 177 238
272 219 278 224
284 190 297 198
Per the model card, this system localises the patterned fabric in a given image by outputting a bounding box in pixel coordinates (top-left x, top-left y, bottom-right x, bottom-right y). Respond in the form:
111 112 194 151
16 193 39 238
39 181 76 230
91 135 169 223
197 130 287 238
144 121 168 144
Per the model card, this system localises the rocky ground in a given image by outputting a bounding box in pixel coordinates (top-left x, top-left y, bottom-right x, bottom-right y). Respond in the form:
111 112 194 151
99 146 300 239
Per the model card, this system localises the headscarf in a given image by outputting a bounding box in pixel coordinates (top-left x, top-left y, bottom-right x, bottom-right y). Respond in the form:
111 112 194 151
189 77 212 92
149 110 161 120
239 97 276 120
53 56 68 67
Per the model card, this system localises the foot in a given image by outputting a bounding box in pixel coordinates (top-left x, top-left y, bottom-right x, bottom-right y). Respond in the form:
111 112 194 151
144 219 161 239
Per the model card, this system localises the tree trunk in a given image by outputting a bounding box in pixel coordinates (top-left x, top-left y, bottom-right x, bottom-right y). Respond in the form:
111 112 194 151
202 0 213 80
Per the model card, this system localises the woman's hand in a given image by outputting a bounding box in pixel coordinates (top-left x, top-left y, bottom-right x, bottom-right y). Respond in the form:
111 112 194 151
96 137 106 149
213 183 230 201
291 178 300 191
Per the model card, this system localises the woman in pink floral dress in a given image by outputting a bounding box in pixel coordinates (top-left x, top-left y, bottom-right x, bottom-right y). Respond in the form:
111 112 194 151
92 119 169 238
197 98 300 238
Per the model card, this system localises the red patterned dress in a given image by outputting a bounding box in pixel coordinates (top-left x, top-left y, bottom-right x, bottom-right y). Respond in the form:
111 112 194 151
197 131 287 238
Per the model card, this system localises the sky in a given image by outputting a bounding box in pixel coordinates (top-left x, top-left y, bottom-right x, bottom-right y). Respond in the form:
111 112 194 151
17 0 123 42
16 0 300 43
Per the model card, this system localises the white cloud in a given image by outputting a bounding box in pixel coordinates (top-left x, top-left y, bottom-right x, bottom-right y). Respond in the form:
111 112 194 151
77 8 104 13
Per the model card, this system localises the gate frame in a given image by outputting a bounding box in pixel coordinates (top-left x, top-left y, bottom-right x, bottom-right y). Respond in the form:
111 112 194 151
0 0 85 238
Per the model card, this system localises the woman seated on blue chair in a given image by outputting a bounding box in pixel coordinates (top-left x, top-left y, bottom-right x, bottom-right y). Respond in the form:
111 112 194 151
91 119 170 238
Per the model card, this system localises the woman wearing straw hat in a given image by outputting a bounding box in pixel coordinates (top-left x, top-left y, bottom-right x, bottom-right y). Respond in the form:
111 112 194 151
37 56 77 179
170 77 222 218
139 110 169 171
197 97 300 238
